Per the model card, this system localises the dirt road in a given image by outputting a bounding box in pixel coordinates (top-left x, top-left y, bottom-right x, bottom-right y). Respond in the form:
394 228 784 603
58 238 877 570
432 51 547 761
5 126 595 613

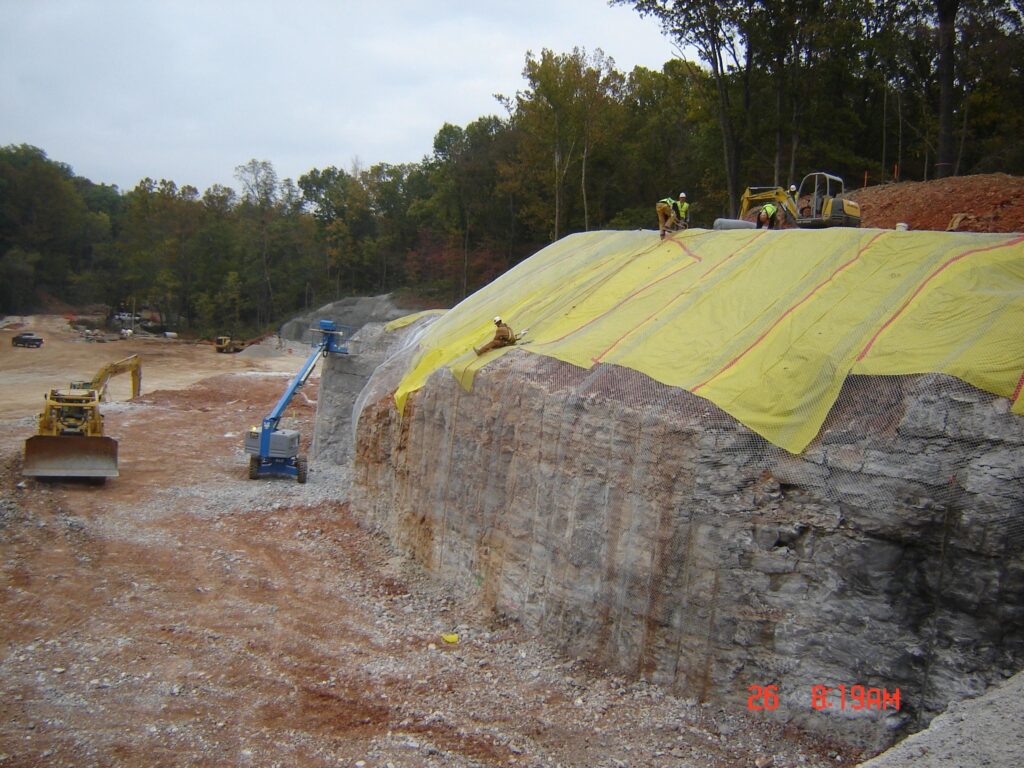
0 317 857 767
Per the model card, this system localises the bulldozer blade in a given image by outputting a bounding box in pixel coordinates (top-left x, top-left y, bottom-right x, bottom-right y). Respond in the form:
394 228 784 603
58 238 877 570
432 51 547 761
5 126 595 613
22 436 119 478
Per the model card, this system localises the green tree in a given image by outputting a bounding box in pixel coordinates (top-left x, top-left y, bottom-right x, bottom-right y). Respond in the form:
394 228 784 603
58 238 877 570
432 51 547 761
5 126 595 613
502 48 627 239
0 144 92 307
235 159 280 326
615 1 749 214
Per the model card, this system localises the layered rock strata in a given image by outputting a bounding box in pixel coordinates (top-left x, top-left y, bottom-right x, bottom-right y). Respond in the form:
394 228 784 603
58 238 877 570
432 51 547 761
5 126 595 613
348 346 1024 750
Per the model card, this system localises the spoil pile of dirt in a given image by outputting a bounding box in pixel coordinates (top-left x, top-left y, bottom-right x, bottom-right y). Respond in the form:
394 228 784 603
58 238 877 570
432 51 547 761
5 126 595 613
849 173 1024 232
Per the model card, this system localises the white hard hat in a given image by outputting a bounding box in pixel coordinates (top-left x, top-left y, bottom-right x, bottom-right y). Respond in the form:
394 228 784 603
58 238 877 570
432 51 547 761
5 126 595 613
493 316 502 324
789 184 797 192
679 192 686 198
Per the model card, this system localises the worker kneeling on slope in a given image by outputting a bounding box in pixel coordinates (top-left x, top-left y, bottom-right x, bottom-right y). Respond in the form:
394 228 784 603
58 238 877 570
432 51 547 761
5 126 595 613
475 316 516 356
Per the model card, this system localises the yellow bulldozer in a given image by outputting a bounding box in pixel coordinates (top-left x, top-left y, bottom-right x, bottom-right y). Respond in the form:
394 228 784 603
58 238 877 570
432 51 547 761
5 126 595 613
215 335 244 353
737 171 861 229
22 355 142 481
214 333 271 353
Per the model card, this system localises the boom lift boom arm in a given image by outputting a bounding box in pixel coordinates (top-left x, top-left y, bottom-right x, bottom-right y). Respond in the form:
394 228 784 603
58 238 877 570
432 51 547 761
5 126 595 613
244 320 349 483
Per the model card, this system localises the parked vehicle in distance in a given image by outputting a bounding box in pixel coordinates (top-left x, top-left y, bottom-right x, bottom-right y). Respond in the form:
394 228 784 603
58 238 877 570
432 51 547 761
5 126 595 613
12 332 43 348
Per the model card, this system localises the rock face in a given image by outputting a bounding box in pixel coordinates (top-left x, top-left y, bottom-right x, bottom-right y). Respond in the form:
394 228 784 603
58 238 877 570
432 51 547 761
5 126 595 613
279 294 408 344
345 341 1024 751
313 318 435 466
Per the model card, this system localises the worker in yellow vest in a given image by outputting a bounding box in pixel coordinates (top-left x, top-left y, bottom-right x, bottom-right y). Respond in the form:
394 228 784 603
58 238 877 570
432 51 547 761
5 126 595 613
676 193 690 230
656 192 690 238
757 202 779 229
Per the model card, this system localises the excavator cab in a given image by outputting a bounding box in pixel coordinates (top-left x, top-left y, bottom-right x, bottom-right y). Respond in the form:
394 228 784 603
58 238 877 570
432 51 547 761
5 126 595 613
795 172 861 228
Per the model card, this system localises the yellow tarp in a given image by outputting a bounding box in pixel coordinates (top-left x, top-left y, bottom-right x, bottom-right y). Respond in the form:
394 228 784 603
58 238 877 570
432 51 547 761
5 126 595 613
385 309 447 331
394 228 1024 453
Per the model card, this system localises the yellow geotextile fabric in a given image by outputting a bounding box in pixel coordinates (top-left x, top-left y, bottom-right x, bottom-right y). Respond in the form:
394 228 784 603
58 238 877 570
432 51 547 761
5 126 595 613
385 309 447 331
394 228 1024 453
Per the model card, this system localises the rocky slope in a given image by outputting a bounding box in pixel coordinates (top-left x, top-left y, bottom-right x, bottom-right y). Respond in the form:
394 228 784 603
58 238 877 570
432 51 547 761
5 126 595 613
345 336 1023 752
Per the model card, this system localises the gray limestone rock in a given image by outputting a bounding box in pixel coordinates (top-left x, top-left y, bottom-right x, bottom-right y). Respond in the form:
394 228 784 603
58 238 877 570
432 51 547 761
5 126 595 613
331 333 1023 752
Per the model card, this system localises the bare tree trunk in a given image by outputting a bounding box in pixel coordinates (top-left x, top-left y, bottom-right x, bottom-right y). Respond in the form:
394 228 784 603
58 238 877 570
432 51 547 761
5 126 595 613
261 227 274 325
713 70 740 217
882 85 887 182
581 144 590 231
897 91 903 180
462 225 469 298
934 0 959 178
955 89 970 175
553 148 561 241
552 137 575 241
774 69 784 187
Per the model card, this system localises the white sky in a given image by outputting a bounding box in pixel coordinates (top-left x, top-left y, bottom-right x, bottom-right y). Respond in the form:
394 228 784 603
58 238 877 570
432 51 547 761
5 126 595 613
0 0 678 193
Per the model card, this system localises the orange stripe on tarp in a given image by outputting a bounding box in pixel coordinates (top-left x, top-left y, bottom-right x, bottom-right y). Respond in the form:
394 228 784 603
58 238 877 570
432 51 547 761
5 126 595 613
692 230 887 393
665 236 703 261
538 250 702 347
1012 369 1024 404
591 232 763 363
856 234 1024 362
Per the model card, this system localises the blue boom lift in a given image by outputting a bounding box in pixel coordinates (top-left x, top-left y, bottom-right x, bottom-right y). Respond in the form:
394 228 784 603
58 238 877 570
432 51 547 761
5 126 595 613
244 319 349 483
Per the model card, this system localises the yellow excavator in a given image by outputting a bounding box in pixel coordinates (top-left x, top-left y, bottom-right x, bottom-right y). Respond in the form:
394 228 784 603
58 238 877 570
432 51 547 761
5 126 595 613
22 355 142 480
215 333 272 353
70 354 142 400
734 171 861 229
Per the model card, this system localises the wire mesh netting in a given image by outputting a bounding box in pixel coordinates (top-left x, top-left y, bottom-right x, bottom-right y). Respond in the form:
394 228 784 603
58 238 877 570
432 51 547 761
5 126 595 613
347 228 1023 748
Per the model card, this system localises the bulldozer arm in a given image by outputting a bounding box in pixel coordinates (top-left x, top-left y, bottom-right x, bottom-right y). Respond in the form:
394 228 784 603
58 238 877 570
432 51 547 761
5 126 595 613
23 435 119 479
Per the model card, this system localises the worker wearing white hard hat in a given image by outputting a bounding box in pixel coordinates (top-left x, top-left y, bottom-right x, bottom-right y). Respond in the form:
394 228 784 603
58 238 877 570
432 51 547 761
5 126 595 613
656 191 690 237
475 316 516 356
676 193 690 230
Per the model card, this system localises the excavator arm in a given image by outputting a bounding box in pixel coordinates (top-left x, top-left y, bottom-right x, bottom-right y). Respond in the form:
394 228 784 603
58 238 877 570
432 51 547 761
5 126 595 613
72 355 142 400
738 186 798 224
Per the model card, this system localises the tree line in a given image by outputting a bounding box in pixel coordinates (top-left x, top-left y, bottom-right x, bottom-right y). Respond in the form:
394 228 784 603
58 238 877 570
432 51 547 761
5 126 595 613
1 0 1020 334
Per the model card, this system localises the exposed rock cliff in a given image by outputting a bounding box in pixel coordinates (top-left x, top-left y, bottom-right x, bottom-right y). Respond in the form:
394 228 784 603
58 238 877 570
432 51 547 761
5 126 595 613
348 341 1023 751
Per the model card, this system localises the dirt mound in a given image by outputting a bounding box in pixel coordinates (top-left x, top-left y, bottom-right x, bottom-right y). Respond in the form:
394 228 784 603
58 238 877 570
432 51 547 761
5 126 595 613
849 173 1024 232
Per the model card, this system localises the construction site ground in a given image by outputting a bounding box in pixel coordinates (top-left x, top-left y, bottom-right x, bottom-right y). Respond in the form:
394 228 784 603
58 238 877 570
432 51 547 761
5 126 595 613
2 169 1022 767
1 316 861 768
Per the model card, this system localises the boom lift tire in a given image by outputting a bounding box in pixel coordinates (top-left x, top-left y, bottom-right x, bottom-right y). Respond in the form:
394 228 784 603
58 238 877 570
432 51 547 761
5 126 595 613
248 455 259 480
295 456 308 484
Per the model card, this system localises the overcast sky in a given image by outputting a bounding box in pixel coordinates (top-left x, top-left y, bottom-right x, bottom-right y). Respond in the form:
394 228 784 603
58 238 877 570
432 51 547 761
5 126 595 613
0 1 678 193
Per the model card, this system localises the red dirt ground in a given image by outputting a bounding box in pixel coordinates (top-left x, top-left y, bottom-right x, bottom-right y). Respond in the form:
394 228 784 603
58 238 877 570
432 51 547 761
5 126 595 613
0 321 853 768
4 172 1021 766
849 173 1024 232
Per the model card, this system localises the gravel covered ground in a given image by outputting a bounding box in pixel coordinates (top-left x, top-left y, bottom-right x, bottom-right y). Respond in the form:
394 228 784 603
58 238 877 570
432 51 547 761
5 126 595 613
3 299 1020 766
0 365 861 767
